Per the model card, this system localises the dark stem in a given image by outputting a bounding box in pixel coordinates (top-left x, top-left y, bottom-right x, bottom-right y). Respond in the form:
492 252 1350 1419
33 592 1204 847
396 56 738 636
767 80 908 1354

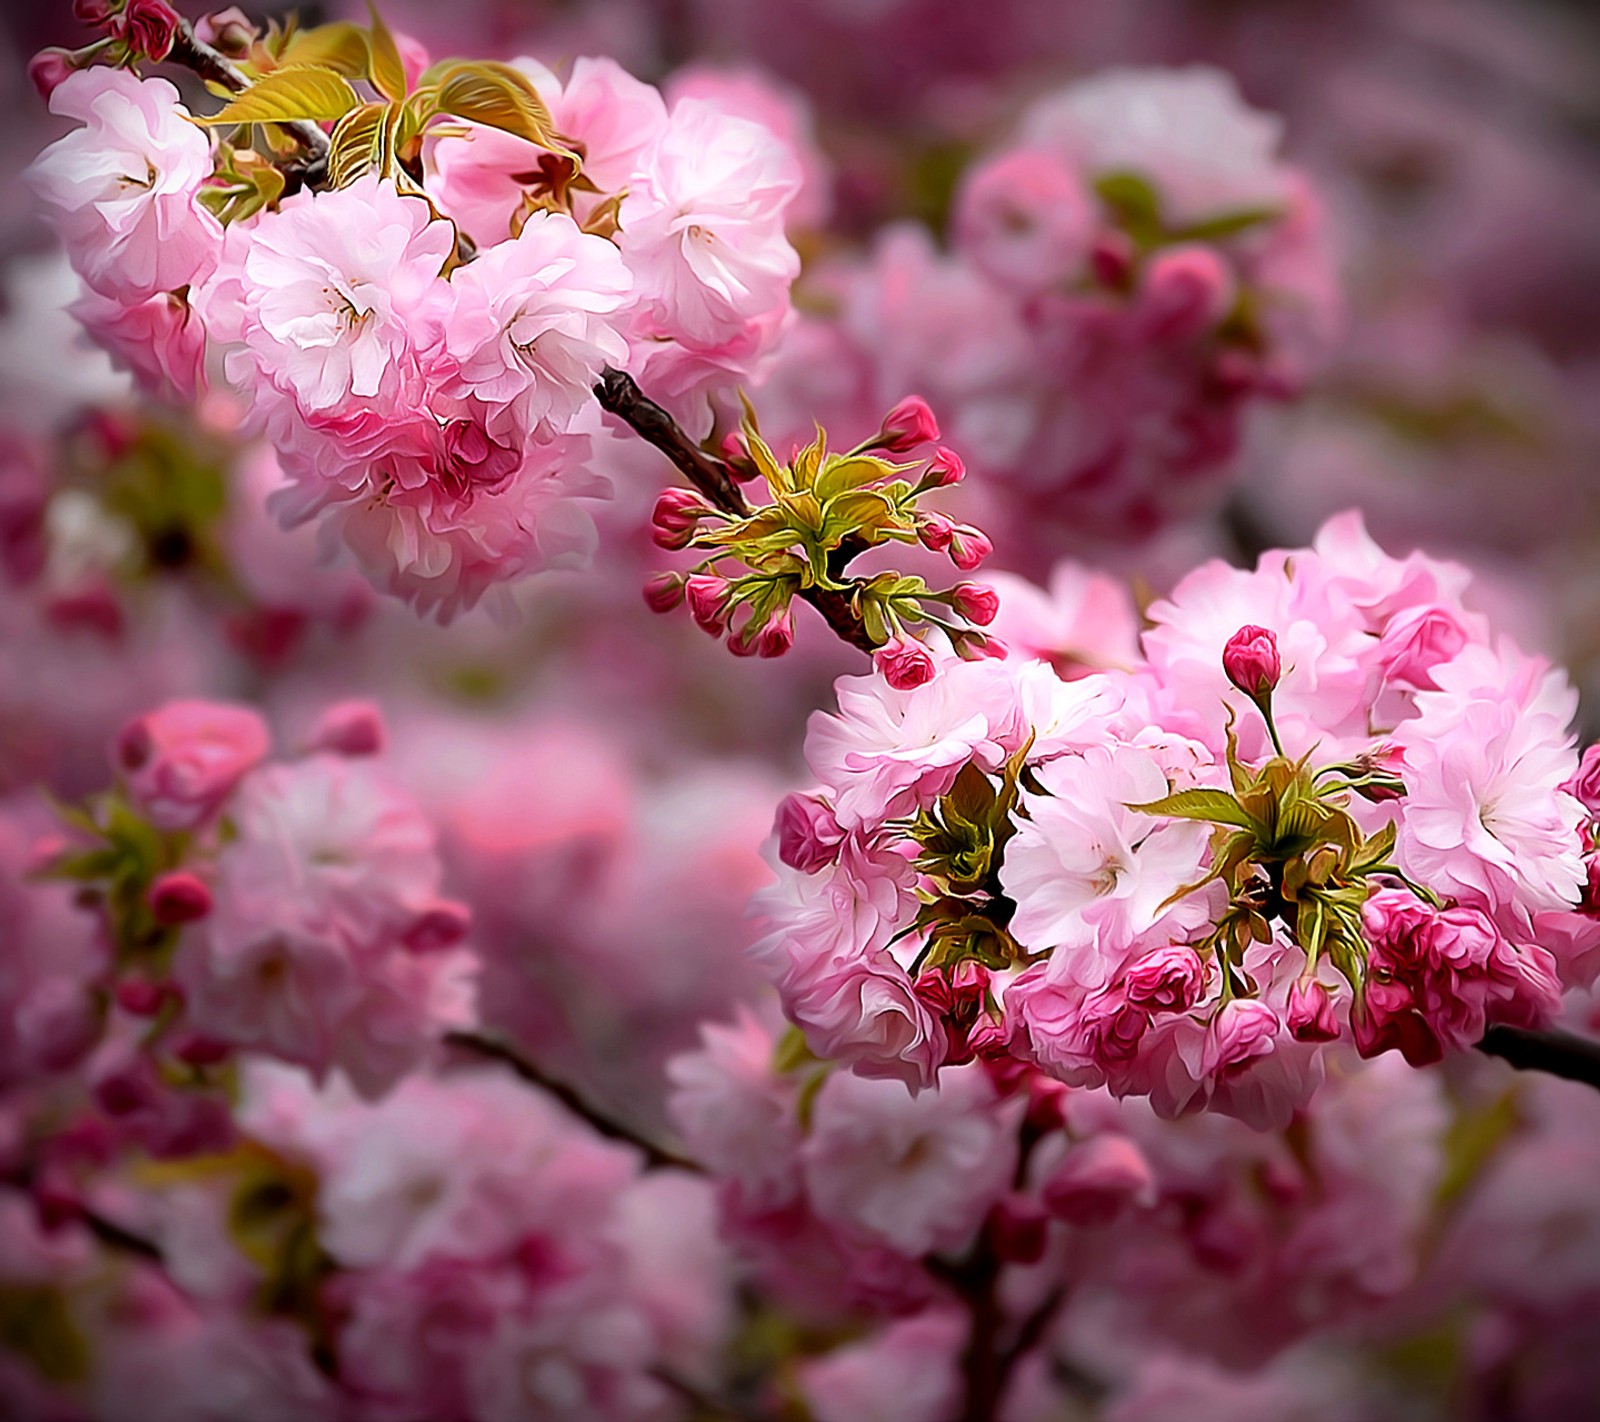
649 1366 775 1422
1476 1024 1600 1090
592 368 879 654
167 20 332 166
593 367 750 517
81 1206 165 1264
443 1029 702 1173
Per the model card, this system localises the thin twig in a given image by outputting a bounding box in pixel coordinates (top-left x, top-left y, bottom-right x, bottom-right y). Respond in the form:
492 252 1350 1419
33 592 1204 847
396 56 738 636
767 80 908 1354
443 1030 701 1173
80 1206 165 1265
593 368 879 654
1477 1024 1600 1090
168 19 332 167
649 1366 776 1422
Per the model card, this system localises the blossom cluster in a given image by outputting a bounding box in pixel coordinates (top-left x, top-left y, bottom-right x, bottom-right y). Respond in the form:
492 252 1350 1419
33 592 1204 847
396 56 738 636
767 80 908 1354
27 35 806 620
41 697 476 1111
768 66 1340 561
754 512 1596 1127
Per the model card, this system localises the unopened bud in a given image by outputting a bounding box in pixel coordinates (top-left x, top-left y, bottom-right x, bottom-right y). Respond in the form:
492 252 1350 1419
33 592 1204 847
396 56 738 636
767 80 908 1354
114 0 181 62
873 396 940 454
916 513 954 553
304 700 386 757
642 570 686 614
685 574 732 635
115 978 167 1017
754 607 794 659
403 901 472 953
28 48 77 101
948 525 993 572
921 446 965 488
873 635 936 691
148 871 212 926
949 582 1000 626
195 6 259 54
1222 624 1281 698
1286 978 1340 1043
651 488 713 550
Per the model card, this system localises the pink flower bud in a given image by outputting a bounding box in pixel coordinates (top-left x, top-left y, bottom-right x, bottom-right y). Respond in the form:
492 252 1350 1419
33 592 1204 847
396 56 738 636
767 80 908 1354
1564 744 1600 817
916 513 955 553
874 396 940 453
1222 624 1281 698
171 1034 230 1067
651 488 712 550
949 583 1000 626
1286 978 1340 1043
717 432 759 482
303 700 386 758
116 701 270 831
1042 1136 1156 1226
873 636 936 690
148 871 212 925
73 0 112 23
115 978 167 1017
1136 243 1236 344
755 607 795 659
990 1198 1049 1263
28 48 77 101
642 570 686 614
774 792 845 873
114 0 181 62
685 574 733 634
1090 231 1135 289
403 900 472 953
921 446 965 488
948 525 993 572
194 6 258 54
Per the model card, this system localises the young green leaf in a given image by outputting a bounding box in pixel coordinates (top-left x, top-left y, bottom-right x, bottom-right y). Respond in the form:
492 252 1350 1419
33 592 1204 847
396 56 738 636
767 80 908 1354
201 67 361 126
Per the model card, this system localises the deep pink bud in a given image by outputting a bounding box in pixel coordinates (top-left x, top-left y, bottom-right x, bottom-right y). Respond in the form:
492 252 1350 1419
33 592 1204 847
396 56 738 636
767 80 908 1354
949 583 1000 626
1201 999 1280 1079
28 48 77 101
754 607 794 659
1222 624 1281 698
304 700 386 757
1042 1136 1156 1226
148 871 212 925
990 1198 1049 1264
114 0 181 61
651 488 712 550
916 513 955 553
774 792 845 873
115 978 167 1016
948 525 993 572
1136 244 1236 344
874 396 940 453
1564 744 1600 817
73 0 112 23
873 636 936 690
1286 978 1340 1043
685 574 732 634
921 446 965 488
403 900 472 953
642 571 686 614
194 6 258 54
1090 231 1136 289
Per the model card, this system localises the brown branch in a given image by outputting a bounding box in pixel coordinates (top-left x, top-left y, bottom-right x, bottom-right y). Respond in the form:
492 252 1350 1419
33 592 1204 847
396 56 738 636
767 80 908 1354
593 367 878 654
594 368 750 517
167 19 331 173
443 1030 702 1173
81 1206 165 1265
1477 1024 1600 1090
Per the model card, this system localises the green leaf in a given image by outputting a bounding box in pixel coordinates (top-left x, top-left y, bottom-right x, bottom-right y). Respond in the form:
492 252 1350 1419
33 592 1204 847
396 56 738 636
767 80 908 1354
366 2 409 102
814 454 897 502
1129 787 1257 829
1170 205 1282 244
277 21 372 78
202 66 361 126
328 102 390 187
433 61 568 155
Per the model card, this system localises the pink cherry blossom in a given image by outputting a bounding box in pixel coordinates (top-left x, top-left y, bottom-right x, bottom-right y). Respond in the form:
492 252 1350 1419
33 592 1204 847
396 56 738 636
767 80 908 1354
116 700 270 831
27 69 222 303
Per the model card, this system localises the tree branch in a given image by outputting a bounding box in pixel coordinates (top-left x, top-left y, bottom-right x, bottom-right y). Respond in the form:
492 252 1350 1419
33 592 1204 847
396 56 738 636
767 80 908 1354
1477 1024 1600 1090
443 1029 702 1173
594 368 750 517
81 1206 165 1265
167 19 331 174
593 368 879 654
